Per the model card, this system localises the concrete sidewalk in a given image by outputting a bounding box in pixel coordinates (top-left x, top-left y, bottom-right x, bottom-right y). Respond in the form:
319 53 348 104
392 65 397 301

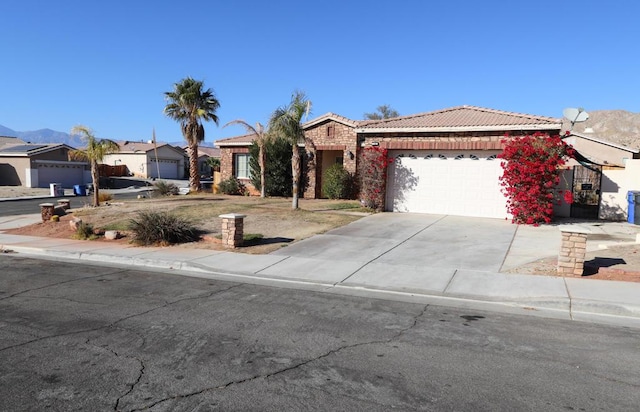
1 212 640 329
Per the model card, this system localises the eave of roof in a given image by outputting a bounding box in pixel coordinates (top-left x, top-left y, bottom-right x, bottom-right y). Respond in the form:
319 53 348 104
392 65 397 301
303 112 361 129
215 133 257 147
565 132 639 154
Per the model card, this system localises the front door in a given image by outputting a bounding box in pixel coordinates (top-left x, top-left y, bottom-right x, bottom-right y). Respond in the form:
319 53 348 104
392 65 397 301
570 164 602 219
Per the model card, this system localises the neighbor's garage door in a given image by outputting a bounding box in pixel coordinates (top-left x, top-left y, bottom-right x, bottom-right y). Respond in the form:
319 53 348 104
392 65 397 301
385 150 508 219
37 163 85 188
150 158 179 179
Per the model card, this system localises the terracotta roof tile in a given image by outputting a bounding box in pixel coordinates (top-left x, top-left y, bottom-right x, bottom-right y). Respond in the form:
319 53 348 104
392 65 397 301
198 146 221 157
215 133 257 147
358 105 562 130
303 112 362 129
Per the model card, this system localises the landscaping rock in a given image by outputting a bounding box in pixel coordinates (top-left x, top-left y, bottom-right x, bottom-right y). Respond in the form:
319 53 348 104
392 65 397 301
104 230 120 240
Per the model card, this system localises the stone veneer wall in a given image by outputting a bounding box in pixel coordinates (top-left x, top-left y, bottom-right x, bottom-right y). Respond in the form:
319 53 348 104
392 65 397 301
303 120 358 198
219 147 257 194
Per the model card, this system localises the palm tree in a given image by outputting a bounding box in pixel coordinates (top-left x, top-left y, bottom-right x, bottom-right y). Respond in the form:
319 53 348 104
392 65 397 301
223 120 269 198
269 90 311 209
164 77 220 192
69 125 120 207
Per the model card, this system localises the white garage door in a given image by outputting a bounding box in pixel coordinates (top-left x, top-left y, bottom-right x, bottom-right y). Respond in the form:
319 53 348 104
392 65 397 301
386 150 508 219
37 163 85 188
150 158 179 179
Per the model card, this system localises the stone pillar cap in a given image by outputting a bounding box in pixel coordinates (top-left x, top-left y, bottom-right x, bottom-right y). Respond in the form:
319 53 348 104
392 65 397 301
219 213 247 219
558 225 592 234
39 203 55 207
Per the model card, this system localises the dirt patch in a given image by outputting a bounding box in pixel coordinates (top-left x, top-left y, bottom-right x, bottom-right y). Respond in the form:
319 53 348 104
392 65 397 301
3 195 367 254
503 244 640 283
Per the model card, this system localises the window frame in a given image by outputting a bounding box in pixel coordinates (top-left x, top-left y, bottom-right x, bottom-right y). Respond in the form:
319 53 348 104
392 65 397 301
234 153 250 179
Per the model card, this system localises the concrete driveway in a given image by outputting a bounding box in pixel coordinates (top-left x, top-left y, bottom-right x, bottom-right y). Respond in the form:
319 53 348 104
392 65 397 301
267 214 533 288
266 213 640 295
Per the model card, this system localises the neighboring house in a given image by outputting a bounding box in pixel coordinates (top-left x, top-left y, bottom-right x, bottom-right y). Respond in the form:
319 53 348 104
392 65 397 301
102 141 187 180
197 146 221 177
563 131 640 167
0 142 88 188
558 132 640 220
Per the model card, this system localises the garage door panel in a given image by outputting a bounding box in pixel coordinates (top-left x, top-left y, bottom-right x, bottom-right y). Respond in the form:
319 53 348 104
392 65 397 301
386 151 507 219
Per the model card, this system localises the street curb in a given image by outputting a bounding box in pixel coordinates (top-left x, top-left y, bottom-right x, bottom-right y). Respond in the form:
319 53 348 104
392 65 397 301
4 245 640 329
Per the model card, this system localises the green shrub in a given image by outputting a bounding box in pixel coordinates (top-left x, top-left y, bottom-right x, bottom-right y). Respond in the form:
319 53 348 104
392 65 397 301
129 211 200 245
154 180 179 196
219 177 246 195
322 164 355 199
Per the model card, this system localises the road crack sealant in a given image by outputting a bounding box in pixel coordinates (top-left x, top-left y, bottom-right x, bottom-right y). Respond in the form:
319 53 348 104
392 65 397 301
126 304 431 412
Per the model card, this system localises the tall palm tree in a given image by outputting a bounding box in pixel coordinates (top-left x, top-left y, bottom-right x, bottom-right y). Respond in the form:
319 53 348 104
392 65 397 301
223 120 269 198
69 125 119 207
269 90 311 209
164 77 220 192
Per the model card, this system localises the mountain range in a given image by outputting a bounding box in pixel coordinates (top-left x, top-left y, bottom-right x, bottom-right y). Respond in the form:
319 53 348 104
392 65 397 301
0 125 85 147
2 109 640 149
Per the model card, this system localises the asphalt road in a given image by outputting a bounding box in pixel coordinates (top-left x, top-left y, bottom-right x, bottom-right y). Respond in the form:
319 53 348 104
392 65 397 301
0 190 152 217
1 256 639 411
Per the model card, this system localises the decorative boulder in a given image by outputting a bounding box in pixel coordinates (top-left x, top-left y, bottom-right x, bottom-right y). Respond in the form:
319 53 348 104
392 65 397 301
104 230 120 240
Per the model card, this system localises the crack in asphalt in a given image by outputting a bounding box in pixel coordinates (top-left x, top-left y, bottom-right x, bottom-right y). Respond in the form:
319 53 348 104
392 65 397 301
0 271 120 301
14 295 110 306
0 283 241 353
128 304 430 411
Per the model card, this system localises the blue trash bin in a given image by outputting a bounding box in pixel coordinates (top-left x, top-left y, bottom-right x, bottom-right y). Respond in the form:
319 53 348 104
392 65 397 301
74 184 87 196
627 191 640 224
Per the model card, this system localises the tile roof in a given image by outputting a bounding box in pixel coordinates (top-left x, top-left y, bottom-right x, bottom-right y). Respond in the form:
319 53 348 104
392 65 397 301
357 105 562 132
214 133 257 147
0 143 72 156
198 146 221 157
303 112 361 129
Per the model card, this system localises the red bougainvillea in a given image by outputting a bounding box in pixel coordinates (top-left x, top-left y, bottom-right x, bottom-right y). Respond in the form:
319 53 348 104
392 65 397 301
359 146 393 211
499 132 574 225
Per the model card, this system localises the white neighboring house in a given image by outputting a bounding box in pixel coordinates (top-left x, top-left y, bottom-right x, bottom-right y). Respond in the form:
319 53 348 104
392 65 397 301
102 141 187 180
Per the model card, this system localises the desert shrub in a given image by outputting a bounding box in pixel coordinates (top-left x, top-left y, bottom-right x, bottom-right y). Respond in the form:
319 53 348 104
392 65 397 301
322 164 355 199
154 180 179 196
98 192 113 202
73 222 97 240
219 177 246 195
129 211 199 245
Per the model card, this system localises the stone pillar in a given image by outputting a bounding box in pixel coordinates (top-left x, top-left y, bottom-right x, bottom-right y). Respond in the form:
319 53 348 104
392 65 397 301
558 226 591 277
219 213 246 248
39 203 55 222
57 199 71 210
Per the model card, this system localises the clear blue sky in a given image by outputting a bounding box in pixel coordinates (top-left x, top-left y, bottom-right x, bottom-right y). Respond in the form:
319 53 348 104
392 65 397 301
1 0 638 144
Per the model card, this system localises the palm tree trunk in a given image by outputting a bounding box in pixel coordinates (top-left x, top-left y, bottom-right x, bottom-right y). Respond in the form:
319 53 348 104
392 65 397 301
188 142 200 192
291 146 300 209
91 160 100 207
259 142 266 198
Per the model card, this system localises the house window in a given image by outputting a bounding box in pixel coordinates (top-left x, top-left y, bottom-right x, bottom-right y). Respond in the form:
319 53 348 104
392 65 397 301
336 157 343 165
234 154 250 179
327 125 335 138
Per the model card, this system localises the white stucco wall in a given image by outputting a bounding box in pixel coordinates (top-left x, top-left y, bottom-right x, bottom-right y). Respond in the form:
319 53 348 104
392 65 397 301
599 159 640 221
